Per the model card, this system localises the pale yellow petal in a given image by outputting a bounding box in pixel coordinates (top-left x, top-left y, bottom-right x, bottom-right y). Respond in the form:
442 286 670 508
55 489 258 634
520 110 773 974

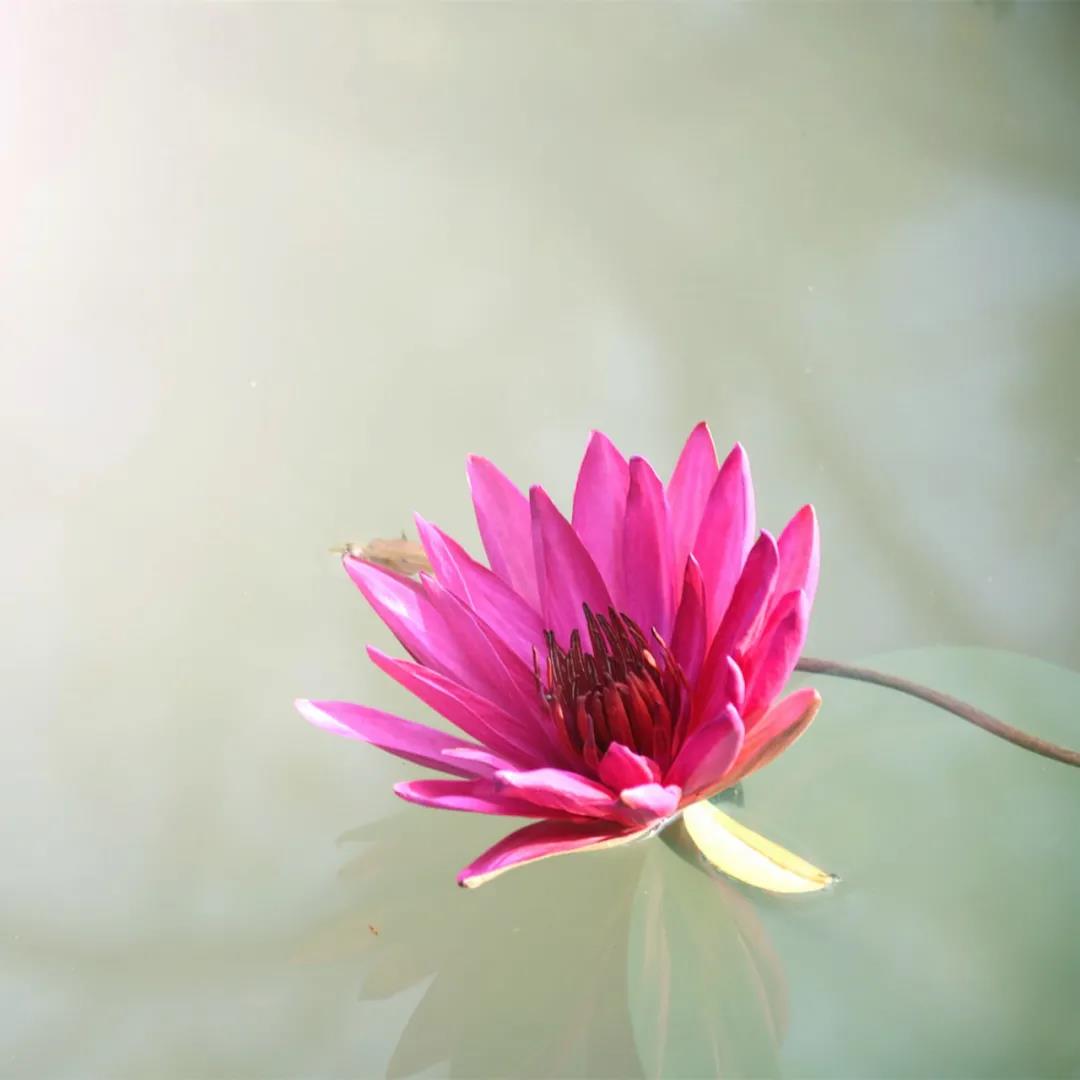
682 799 837 894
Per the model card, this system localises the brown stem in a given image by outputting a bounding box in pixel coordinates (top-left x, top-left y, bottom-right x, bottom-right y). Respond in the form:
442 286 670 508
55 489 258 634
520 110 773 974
795 656 1080 769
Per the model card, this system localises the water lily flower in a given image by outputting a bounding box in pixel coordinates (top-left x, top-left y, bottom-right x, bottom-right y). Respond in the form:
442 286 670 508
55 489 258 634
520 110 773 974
298 424 824 888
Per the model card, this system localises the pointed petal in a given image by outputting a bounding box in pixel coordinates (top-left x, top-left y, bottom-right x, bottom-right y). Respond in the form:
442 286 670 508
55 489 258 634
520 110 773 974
682 799 836 894
725 655 746 712
343 556 449 672
622 456 676 640
419 575 544 723
671 555 707 684
711 530 779 658
667 422 719 597
619 782 682 818
598 741 661 790
296 699 488 778
530 485 614 646
394 778 552 816
693 531 778 718
774 504 820 610
367 647 549 765
742 589 810 721
733 687 821 781
494 767 619 817
466 454 540 609
693 443 755 636
414 514 544 662
571 430 630 601
458 818 646 888
666 704 745 799
692 652 746 736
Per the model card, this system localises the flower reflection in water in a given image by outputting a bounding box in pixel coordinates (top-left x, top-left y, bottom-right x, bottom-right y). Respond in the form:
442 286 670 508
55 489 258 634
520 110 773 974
298 807 788 1078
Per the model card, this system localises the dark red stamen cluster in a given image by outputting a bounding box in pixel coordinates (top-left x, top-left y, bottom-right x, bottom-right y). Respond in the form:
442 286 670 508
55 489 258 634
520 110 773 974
532 605 689 773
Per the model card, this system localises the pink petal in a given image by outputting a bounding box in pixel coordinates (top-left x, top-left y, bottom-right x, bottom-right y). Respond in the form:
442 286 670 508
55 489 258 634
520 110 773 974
692 653 746 736
571 430 630 602
731 687 821 781
466 455 540 609
367 647 550 765
666 703 745 799
667 422 720 598
395 778 552 816
671 555 707 684
458 818 646 888
346 558 539 725
742 589 810 721
530 485 614 647
622 456 676 640
441 747 516 774
296 699 489 778
494 767 619 817
618 782 682 818
343 556 448 672
710 530 779 659
692 532 778 715
418 575 544 723
597 741 661 790
774 504 820 610
414 514 544 662
724 655 746 712
693 443 756 637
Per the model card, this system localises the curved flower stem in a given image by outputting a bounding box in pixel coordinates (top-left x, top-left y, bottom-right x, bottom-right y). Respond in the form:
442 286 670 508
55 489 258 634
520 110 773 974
796 656 1080 769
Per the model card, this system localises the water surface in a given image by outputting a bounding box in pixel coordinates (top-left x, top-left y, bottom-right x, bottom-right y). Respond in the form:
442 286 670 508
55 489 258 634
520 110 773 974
3 5 1079 1076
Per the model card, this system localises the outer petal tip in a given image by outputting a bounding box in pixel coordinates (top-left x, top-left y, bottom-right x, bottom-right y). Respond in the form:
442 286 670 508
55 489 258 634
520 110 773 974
296 698 332 732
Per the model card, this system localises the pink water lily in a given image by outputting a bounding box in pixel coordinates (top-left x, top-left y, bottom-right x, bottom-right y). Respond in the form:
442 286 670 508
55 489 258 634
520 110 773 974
298 424 821 888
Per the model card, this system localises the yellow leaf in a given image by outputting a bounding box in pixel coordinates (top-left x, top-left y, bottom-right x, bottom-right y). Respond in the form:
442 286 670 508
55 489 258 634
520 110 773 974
682 799 837 895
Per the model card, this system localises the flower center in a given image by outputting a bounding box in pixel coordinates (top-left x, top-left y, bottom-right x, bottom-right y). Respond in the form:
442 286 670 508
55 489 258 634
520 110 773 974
533 605 688 772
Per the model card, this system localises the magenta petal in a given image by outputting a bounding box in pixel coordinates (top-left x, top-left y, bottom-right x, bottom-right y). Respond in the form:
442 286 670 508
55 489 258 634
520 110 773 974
419 576 544 722
597 741 661 790
571 430 630 603
693 443 756 636
732 687 821 781
343 557 448 672
618 782 682 818
395 778 551 817
466 455 541 609
296 699 488 778
458 818 644 888
530 485 614 647
667 422 720 597
414 514 544 662
367 647 549 765
710 530 779 659
671 555 707 684
666 703 745 798
774 504 820 610
441 747 515 774
622 456 676 640
724 655 746 712
495 767 619 817
693 651 747 734
742 589 810 722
